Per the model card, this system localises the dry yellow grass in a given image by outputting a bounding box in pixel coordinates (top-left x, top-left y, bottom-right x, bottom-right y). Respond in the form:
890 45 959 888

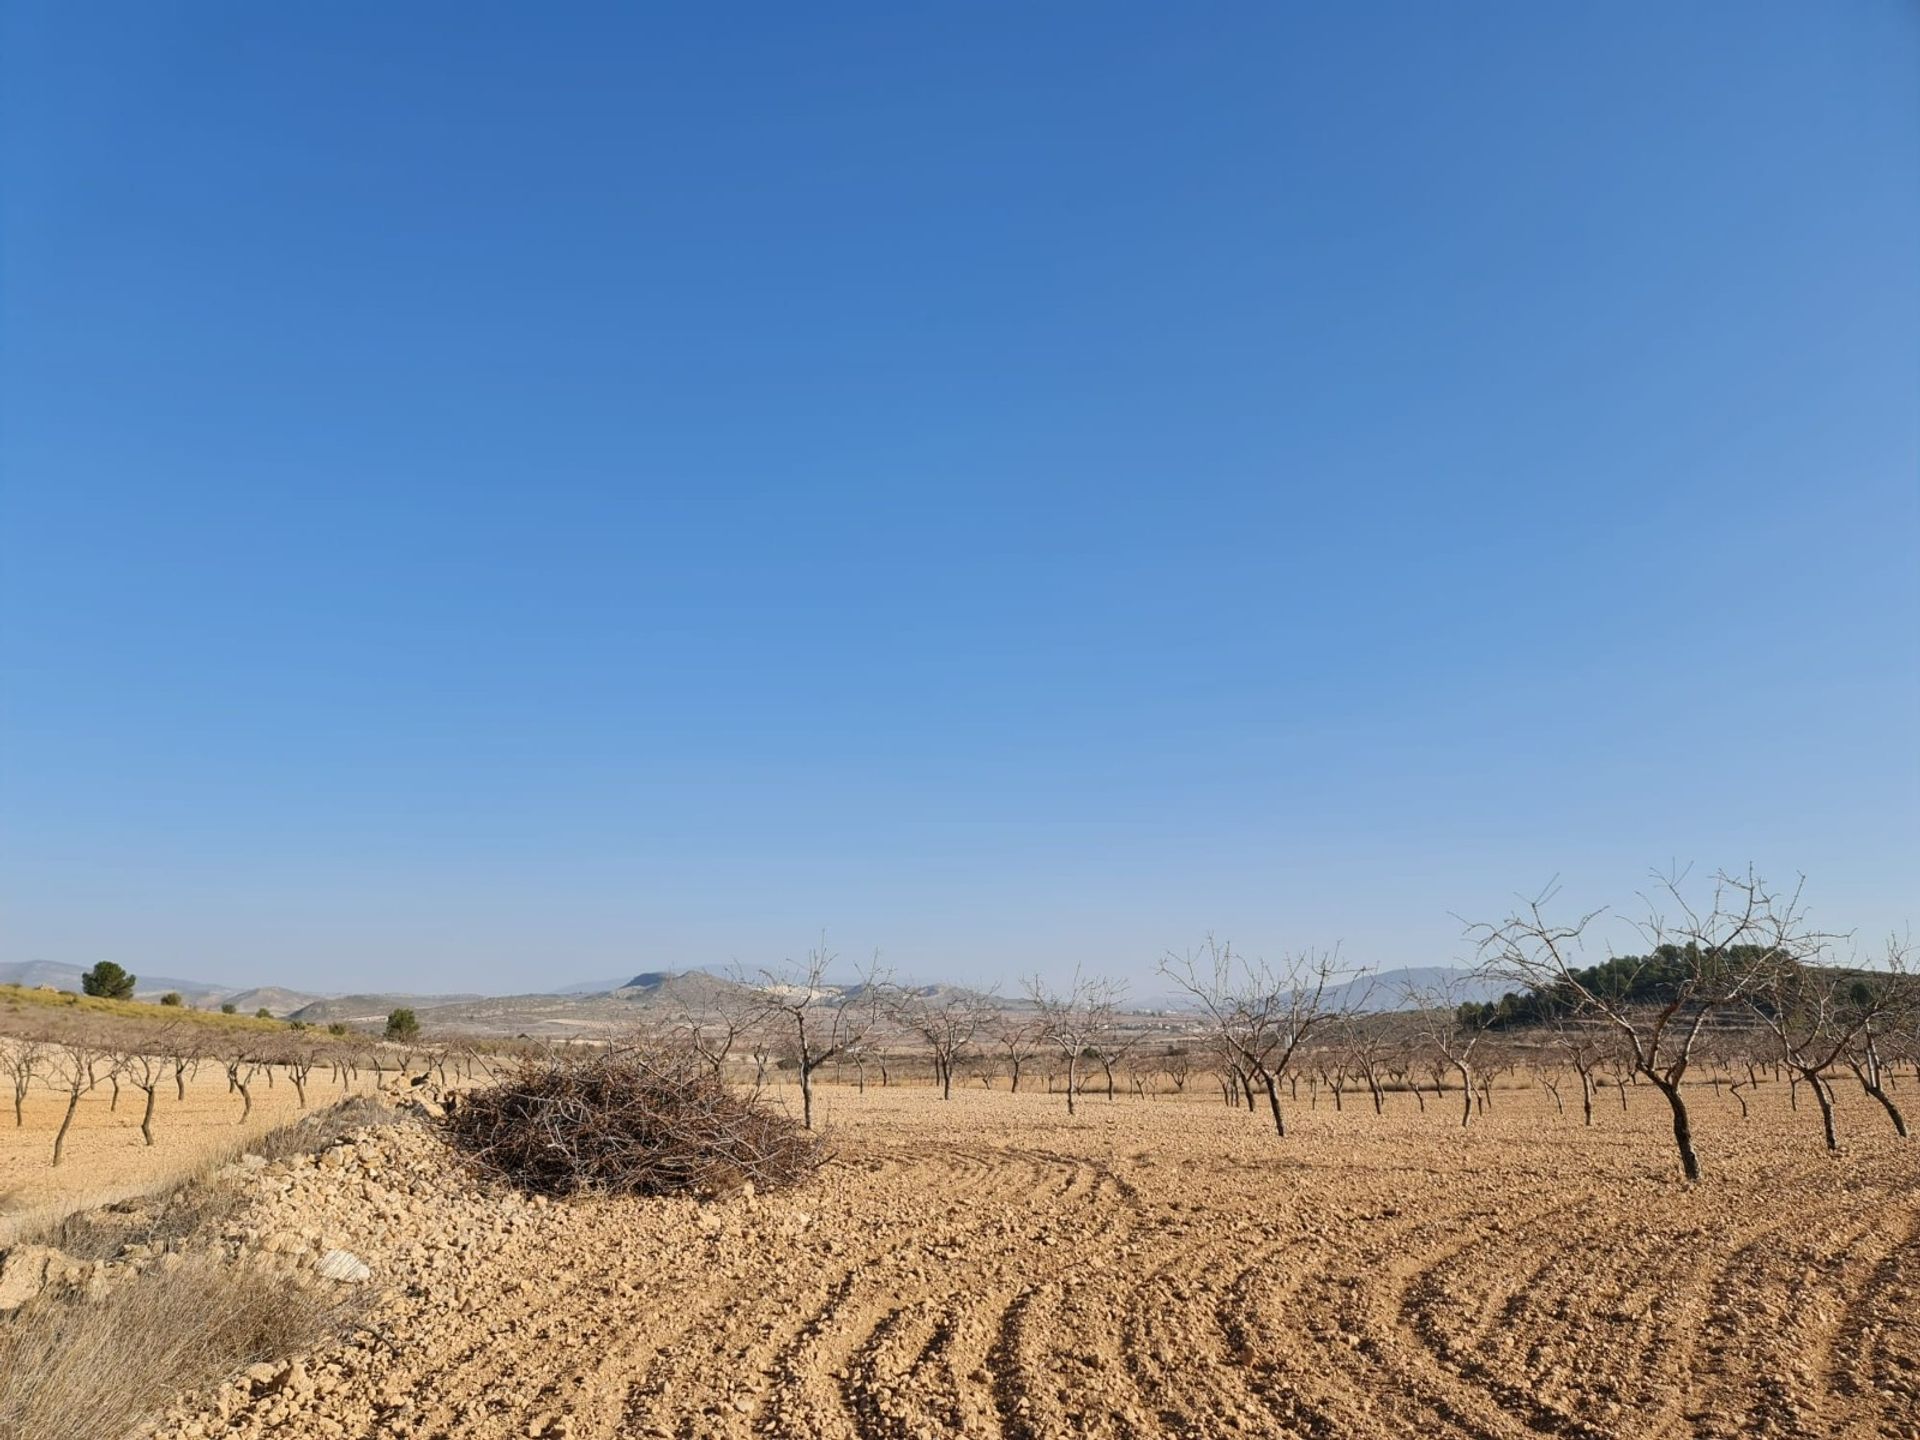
0 985 298 1033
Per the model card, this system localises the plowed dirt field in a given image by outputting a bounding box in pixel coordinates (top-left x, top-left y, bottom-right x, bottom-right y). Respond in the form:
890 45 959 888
156 1081 1920 1440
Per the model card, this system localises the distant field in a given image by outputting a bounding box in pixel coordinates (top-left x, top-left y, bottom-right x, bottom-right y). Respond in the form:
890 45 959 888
0 1061 376 1243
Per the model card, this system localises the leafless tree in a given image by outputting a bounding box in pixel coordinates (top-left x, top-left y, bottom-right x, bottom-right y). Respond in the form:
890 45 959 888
280 1042 320 1109
1 1039 42 1127
990 1012 1043 1094
1159 936 1351 1137
893 987 997 1100
1471 866 1819 1181
171 1036 203 1101
1404 977 1494 1129
1837 937 1916 1139
122 1041 173 1147
1548 1018 1609 1126
1750 938 1912 1151
754 940 890 1130
677 992 759 1082
1091 1020 1143 1103
1024 968 1126 1117
1337 1017 1393 1115
221 1045 263 1123
47 1042 108 1167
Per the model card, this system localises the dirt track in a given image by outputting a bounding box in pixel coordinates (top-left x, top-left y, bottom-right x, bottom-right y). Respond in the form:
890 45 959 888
153 1081 1920 1440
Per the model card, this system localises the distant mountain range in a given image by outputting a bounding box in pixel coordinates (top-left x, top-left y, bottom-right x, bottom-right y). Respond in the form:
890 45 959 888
0 959 1503 1036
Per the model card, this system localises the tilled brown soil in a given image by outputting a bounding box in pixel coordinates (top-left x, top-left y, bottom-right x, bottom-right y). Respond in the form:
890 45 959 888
150 1082 1920 1440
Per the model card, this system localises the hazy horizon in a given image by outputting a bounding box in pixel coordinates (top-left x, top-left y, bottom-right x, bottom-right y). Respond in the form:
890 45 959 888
3 5 1915 995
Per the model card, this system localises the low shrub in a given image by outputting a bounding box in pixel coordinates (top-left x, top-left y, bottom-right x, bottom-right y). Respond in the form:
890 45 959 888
0 1254 354 1440
443 1043 821 1198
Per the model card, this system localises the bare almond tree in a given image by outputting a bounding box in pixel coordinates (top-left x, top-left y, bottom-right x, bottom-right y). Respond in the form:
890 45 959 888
1024 968 1125 1117
280 1041 320 1109
1549 1017 1609 1127
1159 936 1351 1138
1336 1017 1393 1115
755 940 890 1130
171 1036 203 1101
1471 866 1816 1181
990 1012 1043 1094
47 1041 108 1167
893 987 997 1100
221 1045 263 1123
1404 982 1493 1129
123 1040 173 1147
1 1038 42 1127
677 990 759 1082
1750 939 1912 1151
1841 938 1916 1138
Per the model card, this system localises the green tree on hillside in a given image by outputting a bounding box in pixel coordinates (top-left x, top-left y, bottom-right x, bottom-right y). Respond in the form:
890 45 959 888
80 962 136 1000
158 992 183 1007
385 1008 421 1042
220 1002 237 1015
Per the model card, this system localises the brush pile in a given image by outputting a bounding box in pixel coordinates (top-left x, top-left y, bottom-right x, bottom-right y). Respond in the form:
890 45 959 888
441 1043 820 1197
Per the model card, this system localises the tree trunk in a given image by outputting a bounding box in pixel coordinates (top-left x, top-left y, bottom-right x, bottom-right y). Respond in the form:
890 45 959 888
1854 1073 1909 1138
941 1060 953 1101
237 1079 253 1123
140 1085 157 1146
1578 1071 1594 1126
52 1090 82 1166
1101 1059 1116 1102
1264 1071 1286 1137
291 1073 307 1109
1065 1055 1078 1116
1454 1062 1474 1129
1009 1058 1022 1094
1808 1071 1838 1152
799 1062 815 1130
1651 1076 1700 1182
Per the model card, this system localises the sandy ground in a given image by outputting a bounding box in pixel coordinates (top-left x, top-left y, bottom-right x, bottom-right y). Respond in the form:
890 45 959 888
0 1067 375 1244
141 1074 1920 1440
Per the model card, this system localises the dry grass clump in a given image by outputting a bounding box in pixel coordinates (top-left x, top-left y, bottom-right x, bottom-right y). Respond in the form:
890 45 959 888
0 1254 353 1440
444 1043 821 1198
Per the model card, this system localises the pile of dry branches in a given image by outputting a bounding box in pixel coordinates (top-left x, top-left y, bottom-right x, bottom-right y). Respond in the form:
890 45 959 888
442 1042 821 1197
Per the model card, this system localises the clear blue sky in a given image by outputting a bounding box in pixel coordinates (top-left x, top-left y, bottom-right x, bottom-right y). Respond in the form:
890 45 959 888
2 4 1915 995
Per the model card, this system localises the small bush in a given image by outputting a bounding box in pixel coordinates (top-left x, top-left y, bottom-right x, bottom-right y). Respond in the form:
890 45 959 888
444 1044 821 1198
385 1007 419 1041
220 1003 237 1015
158 992 183 1007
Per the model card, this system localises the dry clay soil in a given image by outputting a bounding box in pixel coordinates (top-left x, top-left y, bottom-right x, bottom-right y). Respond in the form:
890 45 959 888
153 1081 1920 1440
